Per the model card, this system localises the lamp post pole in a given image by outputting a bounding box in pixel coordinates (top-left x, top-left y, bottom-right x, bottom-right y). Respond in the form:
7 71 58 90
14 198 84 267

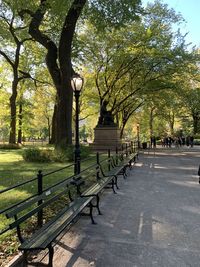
74 90 81 174
71 74 84 175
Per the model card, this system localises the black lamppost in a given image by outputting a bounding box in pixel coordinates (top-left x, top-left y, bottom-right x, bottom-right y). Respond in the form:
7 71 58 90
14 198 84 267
71 74 84 174
136 123 140 149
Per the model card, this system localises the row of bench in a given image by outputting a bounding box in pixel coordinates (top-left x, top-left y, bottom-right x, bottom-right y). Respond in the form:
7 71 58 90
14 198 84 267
4 149 138 266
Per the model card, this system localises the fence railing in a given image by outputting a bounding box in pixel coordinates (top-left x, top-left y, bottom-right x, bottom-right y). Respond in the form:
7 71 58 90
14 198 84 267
0 140 138 236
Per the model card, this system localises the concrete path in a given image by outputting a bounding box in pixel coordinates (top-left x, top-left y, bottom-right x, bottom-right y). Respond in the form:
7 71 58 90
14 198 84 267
14 147 200 267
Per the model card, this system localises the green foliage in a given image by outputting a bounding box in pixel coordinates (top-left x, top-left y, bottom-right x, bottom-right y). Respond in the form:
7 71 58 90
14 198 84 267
53 145 92 162
51 148 70 162
86 0 142 30
194 139 200 145
22 145 92 163
22 148 52 162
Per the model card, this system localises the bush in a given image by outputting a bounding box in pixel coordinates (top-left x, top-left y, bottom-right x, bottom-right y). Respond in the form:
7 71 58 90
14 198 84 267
22 148 52 162
22 145 92 163
53 145 92 162
51 148 69 162
194 139 200 145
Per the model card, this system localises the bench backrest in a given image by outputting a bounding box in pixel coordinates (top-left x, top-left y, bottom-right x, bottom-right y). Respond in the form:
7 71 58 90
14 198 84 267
4 176 76 243
70 163 99 195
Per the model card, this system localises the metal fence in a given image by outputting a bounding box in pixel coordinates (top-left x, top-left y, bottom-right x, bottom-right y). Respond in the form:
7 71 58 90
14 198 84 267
0 141 138 236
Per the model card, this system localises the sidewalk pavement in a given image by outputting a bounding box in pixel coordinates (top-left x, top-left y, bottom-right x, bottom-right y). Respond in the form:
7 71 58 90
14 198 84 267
11 147 200 267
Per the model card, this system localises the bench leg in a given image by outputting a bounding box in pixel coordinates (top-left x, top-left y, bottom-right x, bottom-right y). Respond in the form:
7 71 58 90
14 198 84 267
23 251 28 267
122 167 127 179
96 195 102 215
48 244 54 267
89 203 96 224
129 160 133 169
111 179 117 194
114 176 119 189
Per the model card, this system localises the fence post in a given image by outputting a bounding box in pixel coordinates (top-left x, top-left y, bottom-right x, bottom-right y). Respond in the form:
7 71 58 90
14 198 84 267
37 170 43 228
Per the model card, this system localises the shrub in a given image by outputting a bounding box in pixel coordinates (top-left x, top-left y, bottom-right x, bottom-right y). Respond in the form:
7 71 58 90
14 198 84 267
51 148 69 162
22 145 92 163
22 148 52 162
194 139 200 145
53 145 92 163
79 145 92 160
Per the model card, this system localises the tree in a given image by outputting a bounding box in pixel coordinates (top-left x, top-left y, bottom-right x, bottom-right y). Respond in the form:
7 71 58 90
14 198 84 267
78 1 195 138
0 1 34 144
19 0 142 148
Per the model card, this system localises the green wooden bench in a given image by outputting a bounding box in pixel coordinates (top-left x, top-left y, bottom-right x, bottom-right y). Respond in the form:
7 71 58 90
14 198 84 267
70 162 118 218
120 148 138 171
98 149 138 184
4 175 99 266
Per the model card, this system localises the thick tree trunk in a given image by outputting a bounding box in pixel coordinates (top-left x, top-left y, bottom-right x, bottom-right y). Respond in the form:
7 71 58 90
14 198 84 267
56 79 73 147
29 0 86 148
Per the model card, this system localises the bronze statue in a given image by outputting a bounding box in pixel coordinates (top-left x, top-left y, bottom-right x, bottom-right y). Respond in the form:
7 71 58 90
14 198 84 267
97 100 116 127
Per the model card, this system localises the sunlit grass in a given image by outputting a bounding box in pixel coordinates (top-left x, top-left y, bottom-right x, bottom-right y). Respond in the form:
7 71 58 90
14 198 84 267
0 148 108 263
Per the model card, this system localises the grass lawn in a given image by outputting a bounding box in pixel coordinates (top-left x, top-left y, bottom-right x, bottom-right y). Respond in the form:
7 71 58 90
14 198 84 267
0 148 74 263
0 147 107 265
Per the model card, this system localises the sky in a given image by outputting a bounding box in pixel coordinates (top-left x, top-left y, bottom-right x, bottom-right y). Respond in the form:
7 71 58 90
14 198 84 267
142 0 200 48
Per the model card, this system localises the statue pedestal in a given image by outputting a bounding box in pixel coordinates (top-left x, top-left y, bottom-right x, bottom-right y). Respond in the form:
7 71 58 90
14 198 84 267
89 126 122 151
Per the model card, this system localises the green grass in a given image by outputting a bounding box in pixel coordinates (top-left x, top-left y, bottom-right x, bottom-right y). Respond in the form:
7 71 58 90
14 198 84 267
0 149 106 233
0 148 109 265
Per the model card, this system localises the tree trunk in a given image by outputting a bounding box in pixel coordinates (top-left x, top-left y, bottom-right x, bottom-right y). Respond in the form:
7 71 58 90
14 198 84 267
169 111 174 136
17 102 23 144
149 108 154 138
120 125 125 139
49 104 57 144
55 78 73 148
28 0 86 149
9 80 18 144
193 113 200 134
47 117 51 143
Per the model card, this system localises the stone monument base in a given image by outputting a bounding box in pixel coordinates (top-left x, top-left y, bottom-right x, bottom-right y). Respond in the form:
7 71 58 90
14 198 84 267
89 126 122 151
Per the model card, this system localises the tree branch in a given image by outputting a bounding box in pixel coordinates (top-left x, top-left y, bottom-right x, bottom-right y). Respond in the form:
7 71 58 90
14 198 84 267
28 0 61 87
0 50 14 67
59 0 87 74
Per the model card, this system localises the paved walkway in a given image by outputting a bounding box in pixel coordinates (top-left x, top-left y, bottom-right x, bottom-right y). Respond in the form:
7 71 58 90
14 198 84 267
15 147 200 267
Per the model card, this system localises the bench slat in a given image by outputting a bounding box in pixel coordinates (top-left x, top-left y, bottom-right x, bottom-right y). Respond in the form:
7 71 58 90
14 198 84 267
82 176 113 197
8 187 70 229
19 196 92 250
6 177 74 218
